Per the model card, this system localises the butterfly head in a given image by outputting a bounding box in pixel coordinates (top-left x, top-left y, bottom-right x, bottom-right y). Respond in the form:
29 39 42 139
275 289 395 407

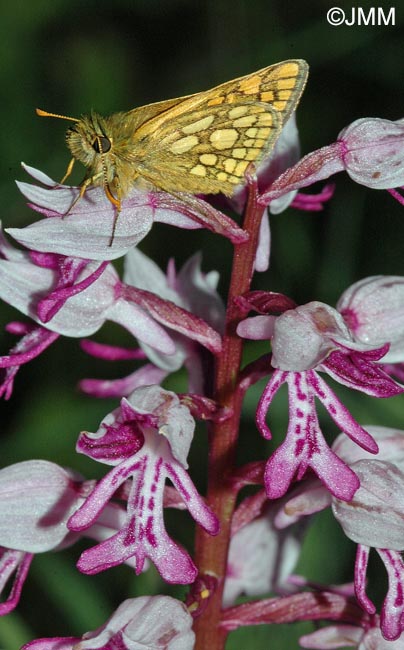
65 112 113 171
36 107 115 183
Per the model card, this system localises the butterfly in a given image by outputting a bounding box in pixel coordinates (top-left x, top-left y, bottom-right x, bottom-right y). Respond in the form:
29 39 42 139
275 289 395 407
37 59 308 240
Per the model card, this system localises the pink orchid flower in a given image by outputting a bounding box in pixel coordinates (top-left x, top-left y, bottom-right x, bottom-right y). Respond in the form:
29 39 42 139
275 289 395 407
22 595 195 650
68 385 219 584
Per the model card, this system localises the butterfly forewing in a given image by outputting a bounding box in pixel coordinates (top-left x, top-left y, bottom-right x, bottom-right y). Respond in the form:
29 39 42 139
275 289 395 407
205 59 308 123
134 60 307 137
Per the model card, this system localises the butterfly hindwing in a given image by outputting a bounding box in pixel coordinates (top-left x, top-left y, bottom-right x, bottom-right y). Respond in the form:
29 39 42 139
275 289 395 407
125 60 308 194
131 101 282 195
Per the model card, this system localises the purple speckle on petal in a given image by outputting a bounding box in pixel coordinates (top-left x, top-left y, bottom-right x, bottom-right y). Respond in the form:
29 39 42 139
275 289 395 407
396 579 404 607
145 516 157 547
123 523 136 546
154 458 163 482
295 439 305 455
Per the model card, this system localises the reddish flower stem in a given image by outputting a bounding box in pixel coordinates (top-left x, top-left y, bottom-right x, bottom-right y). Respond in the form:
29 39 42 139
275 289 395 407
193 181 265 650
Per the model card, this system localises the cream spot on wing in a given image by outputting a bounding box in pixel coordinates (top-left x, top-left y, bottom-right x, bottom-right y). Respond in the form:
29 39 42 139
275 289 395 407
200 153 218 166
182 115 215 134
246 148 261 160
223 158 237 173
246 127 258 138
278 90 292 101
170 135 199 154
257 113 273 126
210 129 238 150
190 164 207 176
233 115 258 128
228 106 249 119
274 101 287 110
232 148 247 159
217 171 228 182
234 160 249 176
257 128 271 139
244 139 256 147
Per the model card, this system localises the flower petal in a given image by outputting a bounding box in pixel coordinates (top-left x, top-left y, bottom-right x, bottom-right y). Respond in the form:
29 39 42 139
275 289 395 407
333 460 404 549
0 461 82 552
340 117 404 189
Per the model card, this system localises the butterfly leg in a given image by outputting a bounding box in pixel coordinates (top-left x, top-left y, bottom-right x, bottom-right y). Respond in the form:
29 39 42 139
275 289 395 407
63 176 95 218
60 158 76 185
59 167 122 246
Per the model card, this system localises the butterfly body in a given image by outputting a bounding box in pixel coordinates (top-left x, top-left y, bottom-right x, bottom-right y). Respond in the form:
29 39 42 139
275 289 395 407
56 59 308 207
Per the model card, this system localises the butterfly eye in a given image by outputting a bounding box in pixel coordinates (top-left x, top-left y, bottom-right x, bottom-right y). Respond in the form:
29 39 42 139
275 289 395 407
92 136 111 153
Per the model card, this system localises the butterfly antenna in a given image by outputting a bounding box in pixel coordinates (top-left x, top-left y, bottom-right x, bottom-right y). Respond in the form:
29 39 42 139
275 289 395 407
36 108 79 123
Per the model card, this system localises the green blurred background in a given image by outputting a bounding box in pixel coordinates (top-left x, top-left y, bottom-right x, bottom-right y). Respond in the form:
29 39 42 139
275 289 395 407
0 0 403 647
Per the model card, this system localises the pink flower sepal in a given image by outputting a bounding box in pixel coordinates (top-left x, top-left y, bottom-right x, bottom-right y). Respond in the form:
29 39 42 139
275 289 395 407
0 460 87 553
0 229 223 397
242 117 404 282
0 322 59 399
271 302 386 372
277 424 404 527
10 164 247 261
79 342 169 399
258 142 345 205
22 595 195 650
235 290 297 317
223 490 307 606
0 549 33 615
122 248 224 385
0 228 175 349
239 299 403 393
79 249 224 398
339 117 404 190
259 117 404 206
68 385 219 583
333 459 404 551
330 452 404 641
338 275 404 363
354 545 404 642
221 589 364 632
300 619 404 649
321 426 404 642
0 460 94 614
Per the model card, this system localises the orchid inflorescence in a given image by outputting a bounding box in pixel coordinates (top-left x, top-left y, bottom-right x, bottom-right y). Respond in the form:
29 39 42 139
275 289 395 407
1 81 404 650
